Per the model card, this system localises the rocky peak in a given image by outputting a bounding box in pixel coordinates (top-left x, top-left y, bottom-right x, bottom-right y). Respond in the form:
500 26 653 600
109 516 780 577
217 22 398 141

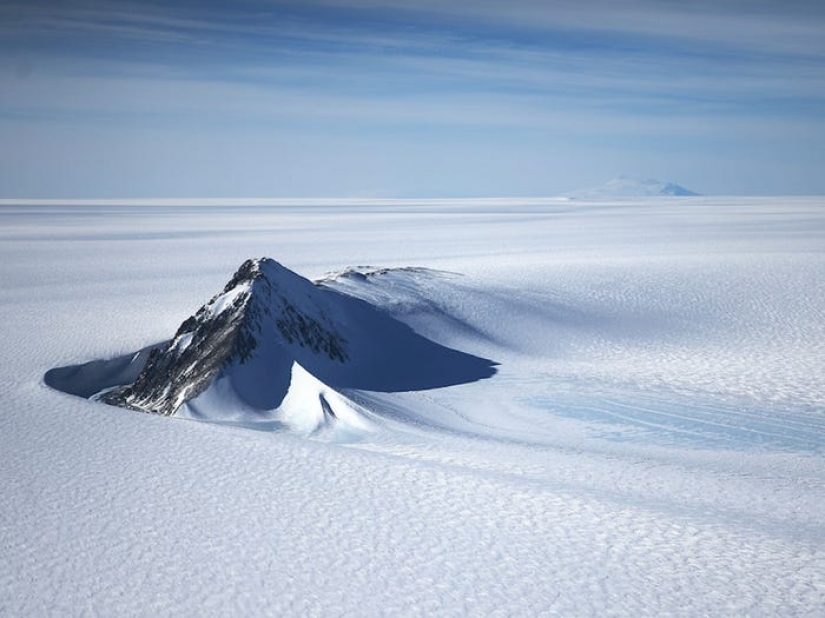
102 257 348 416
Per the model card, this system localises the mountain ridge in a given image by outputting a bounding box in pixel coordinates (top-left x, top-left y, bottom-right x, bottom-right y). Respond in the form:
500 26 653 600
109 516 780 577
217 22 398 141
47 257 497 434
102 258 350 416
567 176 699 198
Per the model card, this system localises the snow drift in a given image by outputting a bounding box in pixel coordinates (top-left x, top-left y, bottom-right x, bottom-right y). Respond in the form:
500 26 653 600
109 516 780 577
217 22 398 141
45 257 497 434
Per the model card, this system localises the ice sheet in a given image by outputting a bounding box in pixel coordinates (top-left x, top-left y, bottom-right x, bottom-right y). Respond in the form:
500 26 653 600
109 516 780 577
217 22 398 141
1 197 823 615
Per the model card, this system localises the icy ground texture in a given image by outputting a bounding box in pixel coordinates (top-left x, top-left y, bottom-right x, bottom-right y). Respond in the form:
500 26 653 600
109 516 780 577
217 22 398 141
1 197 824 615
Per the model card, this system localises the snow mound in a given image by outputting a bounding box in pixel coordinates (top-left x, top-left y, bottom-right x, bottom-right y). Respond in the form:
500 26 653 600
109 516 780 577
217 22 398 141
568 176 698 198
177 361 376 439
46 257 496 432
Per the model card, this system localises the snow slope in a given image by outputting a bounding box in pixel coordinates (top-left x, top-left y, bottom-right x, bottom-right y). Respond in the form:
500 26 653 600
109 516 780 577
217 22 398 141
1 197 824 615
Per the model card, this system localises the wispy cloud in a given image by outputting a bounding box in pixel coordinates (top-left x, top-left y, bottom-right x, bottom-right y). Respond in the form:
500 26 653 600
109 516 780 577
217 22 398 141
2 0 824 196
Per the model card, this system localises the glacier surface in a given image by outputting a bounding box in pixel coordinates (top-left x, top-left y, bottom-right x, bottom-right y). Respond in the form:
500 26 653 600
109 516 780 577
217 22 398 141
1 196 824 616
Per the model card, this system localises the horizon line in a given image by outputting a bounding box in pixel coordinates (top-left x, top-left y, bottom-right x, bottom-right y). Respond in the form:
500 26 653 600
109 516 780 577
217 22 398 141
3 195 825 206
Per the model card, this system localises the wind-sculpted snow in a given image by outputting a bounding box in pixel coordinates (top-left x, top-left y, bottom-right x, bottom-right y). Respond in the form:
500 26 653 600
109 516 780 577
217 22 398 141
46 257 497 433
44 344 161 399
4 198 825 616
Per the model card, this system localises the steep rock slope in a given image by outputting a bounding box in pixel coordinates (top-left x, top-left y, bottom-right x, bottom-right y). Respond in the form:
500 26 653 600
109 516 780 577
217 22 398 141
102 258 348 416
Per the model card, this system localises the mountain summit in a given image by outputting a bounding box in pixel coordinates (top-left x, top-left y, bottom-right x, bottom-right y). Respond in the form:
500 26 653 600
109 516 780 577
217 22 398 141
102 258 349 417
79 257 496 432
567 177 699 198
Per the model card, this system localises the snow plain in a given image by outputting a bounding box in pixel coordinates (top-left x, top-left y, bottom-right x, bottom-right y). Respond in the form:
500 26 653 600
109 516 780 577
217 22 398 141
1 197 824 616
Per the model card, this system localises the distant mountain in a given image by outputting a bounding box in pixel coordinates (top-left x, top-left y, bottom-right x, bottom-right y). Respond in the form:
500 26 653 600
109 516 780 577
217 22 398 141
47 258 496 435
567 177 699 198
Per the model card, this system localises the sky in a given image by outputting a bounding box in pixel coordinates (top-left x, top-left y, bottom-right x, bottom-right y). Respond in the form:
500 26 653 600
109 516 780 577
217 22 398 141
1 0 824 197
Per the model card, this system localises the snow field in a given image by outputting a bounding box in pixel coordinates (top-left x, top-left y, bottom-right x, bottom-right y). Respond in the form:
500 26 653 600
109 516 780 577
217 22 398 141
2 395 822 616
1 197 824 615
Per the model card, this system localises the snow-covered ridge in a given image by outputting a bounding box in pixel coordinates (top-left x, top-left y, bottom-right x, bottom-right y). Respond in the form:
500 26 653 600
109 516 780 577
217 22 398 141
47 257 497 435
101 257 351 417
567 176 699 198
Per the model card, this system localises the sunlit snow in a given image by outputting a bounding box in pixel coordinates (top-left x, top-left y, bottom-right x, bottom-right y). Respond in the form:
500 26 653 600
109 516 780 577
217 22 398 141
1 197 823 616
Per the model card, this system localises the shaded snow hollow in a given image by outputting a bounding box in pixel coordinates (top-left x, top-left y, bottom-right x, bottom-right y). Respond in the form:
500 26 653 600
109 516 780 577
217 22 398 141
46 257 497 435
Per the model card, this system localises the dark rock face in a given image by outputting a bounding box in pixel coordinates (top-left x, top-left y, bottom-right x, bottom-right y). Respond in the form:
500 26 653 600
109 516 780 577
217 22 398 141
101 289 249 415
102 258 348 416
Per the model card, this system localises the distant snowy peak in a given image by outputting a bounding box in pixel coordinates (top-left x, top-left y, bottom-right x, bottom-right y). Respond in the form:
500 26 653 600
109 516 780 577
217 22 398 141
567 177 699 198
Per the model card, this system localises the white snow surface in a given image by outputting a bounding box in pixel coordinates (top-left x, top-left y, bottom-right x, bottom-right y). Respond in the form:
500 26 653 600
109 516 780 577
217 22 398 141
1 196 824 616
178 361 376 440
207 283 249 316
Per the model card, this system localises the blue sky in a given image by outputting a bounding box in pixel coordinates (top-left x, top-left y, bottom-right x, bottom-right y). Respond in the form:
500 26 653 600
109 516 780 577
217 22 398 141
2 0 824 197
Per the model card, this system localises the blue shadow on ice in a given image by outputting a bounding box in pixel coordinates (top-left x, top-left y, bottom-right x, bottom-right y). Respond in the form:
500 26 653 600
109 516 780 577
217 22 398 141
530 392 825 453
